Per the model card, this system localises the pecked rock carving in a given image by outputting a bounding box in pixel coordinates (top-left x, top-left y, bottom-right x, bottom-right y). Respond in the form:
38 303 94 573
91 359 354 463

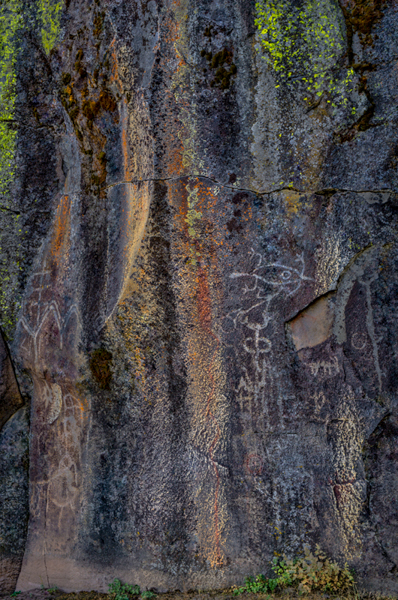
0 0 397 595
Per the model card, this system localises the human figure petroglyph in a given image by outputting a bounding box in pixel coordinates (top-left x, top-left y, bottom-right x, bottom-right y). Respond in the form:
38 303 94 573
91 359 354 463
227 250 312 428
30 382 86 534
19 261 81 368
17 249 86 542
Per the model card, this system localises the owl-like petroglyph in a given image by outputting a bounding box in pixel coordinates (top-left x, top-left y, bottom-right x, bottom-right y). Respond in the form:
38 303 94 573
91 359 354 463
226 250 312 429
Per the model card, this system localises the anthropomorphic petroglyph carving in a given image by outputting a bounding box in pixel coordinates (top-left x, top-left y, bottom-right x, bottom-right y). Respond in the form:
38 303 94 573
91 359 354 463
357 272 383 394
19 262 80 367
30 383 86 538
18 253 86 543
47 391 84 511
227 250 311 429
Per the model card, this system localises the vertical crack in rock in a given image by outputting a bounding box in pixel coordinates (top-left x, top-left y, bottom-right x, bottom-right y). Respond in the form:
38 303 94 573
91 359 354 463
0 328 24 432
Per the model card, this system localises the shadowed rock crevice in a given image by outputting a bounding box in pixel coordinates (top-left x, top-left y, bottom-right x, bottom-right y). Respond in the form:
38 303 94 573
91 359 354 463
0 328 24 433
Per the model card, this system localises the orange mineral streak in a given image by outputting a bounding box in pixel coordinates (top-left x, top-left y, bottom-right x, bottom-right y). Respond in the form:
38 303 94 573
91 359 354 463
50 194 71 265
197 265 223 567
108 38 123 94
108 38 131 183
168 136 184 177
121 100 132 183
160 12 185 178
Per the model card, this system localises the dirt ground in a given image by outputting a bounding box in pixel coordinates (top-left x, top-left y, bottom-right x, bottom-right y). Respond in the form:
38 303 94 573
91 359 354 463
1 588 394 600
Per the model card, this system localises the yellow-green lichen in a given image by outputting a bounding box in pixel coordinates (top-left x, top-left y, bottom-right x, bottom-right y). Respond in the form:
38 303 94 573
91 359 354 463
0 0 21 199
0 0 23 336
38 0 64 55
186 184 202 239
255 0 354 104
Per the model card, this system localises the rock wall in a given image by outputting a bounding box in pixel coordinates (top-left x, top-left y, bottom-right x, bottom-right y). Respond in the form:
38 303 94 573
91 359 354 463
0 0 398 594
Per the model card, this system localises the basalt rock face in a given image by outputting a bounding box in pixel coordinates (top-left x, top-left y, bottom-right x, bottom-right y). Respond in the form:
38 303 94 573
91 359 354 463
0 334 28 596
1 0 398 595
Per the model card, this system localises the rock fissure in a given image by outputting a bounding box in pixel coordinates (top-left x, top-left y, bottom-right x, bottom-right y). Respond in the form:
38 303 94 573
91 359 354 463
104 177 396 198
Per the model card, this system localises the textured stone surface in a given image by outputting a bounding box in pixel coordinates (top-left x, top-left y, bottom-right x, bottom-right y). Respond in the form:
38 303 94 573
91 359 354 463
0 327 27 596
0 407 29 596
0 0 397 595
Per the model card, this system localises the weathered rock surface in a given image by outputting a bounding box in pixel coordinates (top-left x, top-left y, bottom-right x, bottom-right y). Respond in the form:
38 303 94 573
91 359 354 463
0 328 28 596
0 0 398 595
0 407 29 595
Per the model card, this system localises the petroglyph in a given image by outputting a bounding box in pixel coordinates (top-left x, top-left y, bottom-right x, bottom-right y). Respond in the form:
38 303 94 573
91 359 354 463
31 385 86 537
44 382 62 425
19 262 80 366
351 332 367 350
332 246 384 392
227 250 311 429
17 249 86 556
359 272 383 394
46 392 84 512
245 453 264 476
306 356 340 378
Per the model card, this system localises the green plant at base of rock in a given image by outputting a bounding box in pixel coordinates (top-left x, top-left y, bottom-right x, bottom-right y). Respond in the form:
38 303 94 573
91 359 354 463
233 545 355 595
233 574 279 595
108 579 141 600
141 592 156 599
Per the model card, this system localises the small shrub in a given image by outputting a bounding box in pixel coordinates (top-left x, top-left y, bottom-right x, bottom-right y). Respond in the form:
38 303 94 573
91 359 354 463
233 574 277 595
232 545 355 595
274 545 355 594
141 592 156 599
108 578 140 600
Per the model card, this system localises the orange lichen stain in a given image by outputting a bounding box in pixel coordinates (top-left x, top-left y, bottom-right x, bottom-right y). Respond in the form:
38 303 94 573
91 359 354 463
50 194 71 264
108 37 123 95
282 189 301 216
167 136 184 176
